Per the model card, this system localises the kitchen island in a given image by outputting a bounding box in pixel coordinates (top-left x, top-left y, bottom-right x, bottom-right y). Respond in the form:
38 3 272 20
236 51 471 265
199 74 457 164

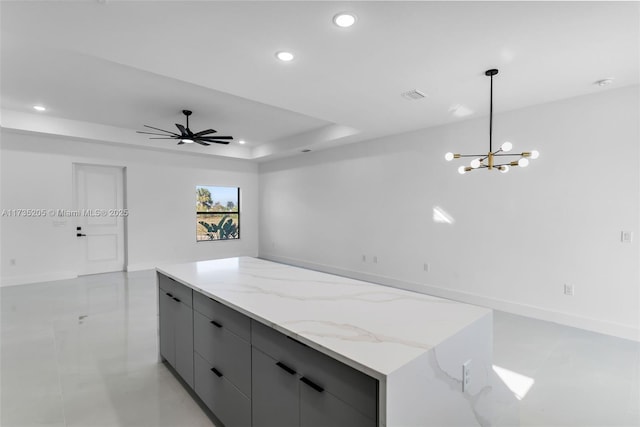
157 257 493 427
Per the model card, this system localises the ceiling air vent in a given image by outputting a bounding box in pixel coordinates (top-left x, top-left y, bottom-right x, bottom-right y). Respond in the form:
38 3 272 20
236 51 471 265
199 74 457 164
400 89 427 100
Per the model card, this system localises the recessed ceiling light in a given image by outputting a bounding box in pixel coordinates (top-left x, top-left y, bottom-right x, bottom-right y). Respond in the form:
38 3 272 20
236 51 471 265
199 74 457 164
595 78 614 87
33 105 46 112
333 12 356 28
238 140 246 145
276 51 294 62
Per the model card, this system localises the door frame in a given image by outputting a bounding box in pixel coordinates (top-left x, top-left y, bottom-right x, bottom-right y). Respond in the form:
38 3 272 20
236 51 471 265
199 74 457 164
72 162 128 274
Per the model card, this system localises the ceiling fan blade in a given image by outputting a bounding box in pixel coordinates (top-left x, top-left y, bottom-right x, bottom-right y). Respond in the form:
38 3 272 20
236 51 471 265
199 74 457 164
195 140 211 146
143 125 179 136
137 131 178 136
201 140 230 145
149 137 179 139
199 136 233 140
176 123 189 136
192 129 217 137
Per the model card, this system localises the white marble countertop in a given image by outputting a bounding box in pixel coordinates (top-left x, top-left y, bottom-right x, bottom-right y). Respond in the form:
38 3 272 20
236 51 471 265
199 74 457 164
157 257 491 379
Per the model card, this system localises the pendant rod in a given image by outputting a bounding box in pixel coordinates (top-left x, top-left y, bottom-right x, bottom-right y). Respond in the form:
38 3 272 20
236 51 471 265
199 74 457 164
489 72 493 153
485 69 498 153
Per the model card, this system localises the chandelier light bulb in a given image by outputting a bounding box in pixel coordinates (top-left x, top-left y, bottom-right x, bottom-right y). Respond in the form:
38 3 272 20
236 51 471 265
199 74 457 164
458 166 467 175
470 159 481 169
518 158 529 167
501 141 513 152
500 165 510 173
530 150 539 159
445 152 455 161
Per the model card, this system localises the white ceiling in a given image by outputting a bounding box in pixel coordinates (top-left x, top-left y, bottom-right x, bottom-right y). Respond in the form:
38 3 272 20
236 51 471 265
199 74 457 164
1 1 638 161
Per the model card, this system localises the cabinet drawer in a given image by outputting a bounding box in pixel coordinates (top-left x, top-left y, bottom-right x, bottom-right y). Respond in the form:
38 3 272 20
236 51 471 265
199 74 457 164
193 291 250 341
157 274 192 308
194 311 251 396
251 320 304 368
194 353 251 427
300 379 376 427
158 273 172 292
252 320 377 421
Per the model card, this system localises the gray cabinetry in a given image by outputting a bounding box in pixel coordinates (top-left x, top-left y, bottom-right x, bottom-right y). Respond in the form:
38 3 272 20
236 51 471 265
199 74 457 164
158 284 175 366
158 273 378 427
252 347 300 427
193 310 251 395
194 352 251 427
158 274 194 388
299 382 375 427
251 320 377 427
192 292 252 427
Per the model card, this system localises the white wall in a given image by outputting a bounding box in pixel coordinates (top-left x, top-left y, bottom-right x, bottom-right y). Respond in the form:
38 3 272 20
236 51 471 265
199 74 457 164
0 131 259 286
259 86 640 341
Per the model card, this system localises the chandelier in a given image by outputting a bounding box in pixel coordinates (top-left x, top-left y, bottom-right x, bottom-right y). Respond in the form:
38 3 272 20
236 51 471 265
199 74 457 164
445 69 538 174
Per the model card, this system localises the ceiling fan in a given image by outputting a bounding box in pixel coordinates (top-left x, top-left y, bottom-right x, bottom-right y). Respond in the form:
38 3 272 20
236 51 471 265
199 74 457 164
137 110 233 146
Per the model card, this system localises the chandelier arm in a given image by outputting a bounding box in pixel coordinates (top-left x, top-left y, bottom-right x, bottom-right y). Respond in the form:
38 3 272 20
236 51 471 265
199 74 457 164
493 153 524 157
455 154 486 158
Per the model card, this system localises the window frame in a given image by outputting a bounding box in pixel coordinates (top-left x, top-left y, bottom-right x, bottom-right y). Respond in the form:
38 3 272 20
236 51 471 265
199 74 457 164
196 185 240 242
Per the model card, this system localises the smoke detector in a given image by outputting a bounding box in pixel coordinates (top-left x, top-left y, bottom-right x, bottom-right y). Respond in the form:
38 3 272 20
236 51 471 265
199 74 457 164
401 89 427 100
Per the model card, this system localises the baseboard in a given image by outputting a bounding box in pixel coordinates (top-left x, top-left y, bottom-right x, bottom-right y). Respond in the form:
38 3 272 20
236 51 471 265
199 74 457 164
260 253 640 342
0 271 78 287
127 262 162 272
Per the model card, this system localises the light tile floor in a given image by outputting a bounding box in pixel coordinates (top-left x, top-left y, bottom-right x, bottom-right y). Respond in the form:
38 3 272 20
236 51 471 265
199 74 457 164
1 270 638 427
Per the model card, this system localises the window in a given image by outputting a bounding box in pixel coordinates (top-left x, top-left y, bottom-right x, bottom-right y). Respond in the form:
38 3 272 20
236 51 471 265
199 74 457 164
196 185 240 241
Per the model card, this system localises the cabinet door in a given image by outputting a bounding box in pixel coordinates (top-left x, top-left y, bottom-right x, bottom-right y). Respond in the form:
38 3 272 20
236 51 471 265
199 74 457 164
195 353 251 427
174 299 194 388
158 288 175 366
252 348 299 427
300 377 375 427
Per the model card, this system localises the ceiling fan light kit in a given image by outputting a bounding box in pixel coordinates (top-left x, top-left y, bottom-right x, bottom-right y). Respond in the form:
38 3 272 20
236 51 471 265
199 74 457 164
137 110 234 146
445 69 539 174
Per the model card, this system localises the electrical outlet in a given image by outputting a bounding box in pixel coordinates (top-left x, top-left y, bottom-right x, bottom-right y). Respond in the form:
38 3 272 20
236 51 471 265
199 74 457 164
621 231 633 243
373 256 378 264
564 283 574 296
423 263 430 272
462 360 471 392
362 254 366 262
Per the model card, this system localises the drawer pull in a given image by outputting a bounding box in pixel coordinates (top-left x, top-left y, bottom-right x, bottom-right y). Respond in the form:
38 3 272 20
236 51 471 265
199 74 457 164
276 361 296 375
172 297 181 302
210 320 223 328
300 376 324 393
165 292 173 298
211 367 223 378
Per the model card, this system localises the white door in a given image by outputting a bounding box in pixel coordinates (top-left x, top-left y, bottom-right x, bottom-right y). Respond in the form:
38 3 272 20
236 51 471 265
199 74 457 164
74 164 126 275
